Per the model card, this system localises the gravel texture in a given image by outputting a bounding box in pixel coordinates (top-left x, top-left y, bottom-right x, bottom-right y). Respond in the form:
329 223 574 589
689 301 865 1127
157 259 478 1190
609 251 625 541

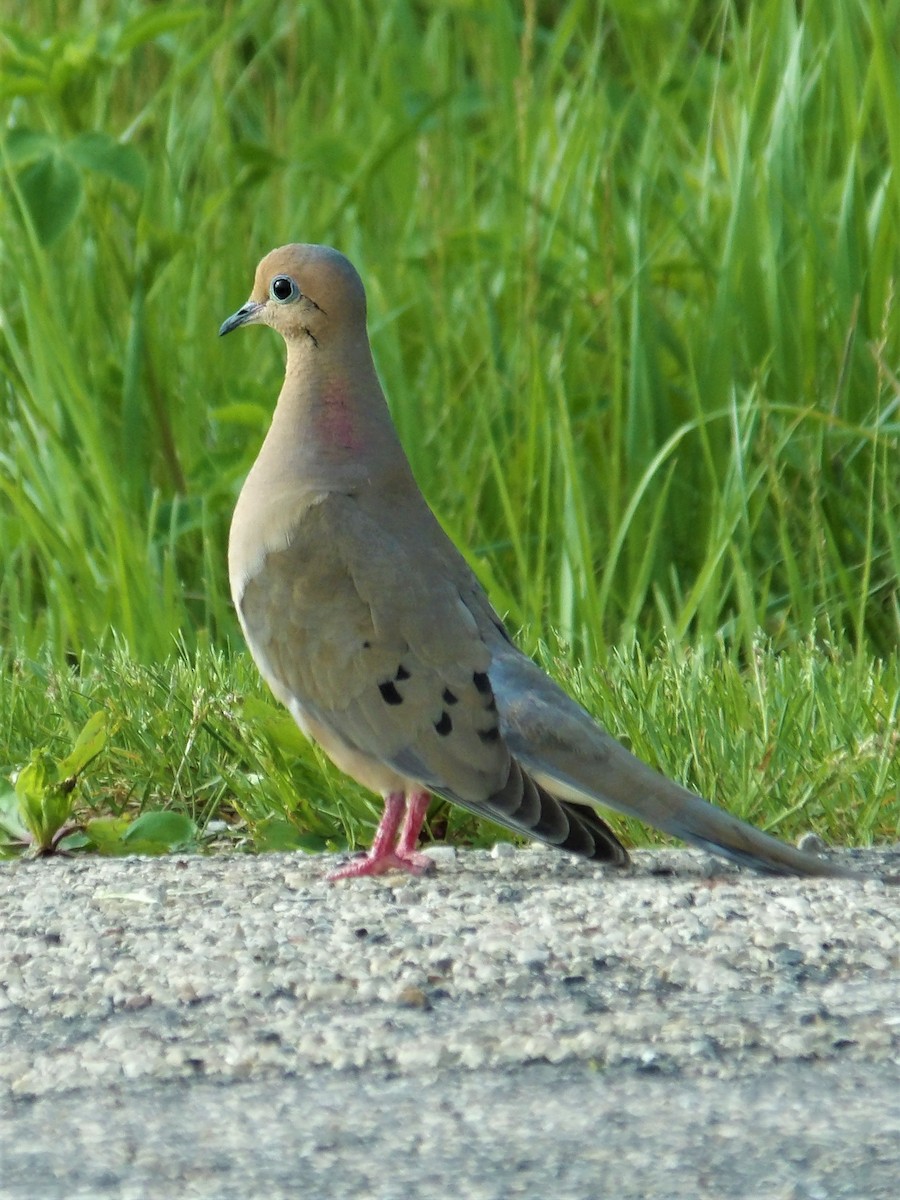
1 845 898 1199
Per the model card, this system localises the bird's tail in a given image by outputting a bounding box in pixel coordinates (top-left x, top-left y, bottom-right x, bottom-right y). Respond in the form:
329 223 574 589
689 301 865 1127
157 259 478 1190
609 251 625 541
491 647 889 881
433 756 631 866
531 751 862 878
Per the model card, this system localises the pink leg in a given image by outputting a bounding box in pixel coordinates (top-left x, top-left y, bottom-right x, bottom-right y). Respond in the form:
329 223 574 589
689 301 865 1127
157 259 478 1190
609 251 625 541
328 790 435 880
395 791 433 866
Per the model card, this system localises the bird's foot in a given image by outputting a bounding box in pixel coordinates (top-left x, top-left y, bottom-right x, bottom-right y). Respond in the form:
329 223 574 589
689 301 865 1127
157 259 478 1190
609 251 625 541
327 789 434 881
328 848 435 881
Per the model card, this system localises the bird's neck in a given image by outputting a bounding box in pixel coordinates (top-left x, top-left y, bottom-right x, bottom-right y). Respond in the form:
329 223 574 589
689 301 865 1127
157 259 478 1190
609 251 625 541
259 334 406 493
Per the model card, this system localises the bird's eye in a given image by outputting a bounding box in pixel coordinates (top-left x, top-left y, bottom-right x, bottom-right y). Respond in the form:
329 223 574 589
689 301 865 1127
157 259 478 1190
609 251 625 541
270 275 298 302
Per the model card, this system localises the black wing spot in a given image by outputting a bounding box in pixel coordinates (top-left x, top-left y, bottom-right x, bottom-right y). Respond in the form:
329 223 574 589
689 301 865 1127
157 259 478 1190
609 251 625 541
362 640 371 649
473 671 491 695
434 711 453 736
478 725 501 743
395 664 411 681
378 681 404 705
442 687 458 705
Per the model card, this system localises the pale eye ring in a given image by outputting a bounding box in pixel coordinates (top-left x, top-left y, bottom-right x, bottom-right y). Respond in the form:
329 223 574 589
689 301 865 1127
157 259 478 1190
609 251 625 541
270 275 299 302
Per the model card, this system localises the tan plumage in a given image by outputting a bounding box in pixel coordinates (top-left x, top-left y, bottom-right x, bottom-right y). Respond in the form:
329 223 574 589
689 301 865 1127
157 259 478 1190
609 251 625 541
220 244 884 882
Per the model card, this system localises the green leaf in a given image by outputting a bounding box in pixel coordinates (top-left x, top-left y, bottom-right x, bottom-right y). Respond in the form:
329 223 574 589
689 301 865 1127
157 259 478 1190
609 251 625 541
14 752 75 849
14 753 56 802
68 132 146 190
87 811 197 857
253 816 328 854
56 831 92 851
9 713 107 850
122 810 196 851
57 710 108 778
2 127 56 166
0 790 29 842
17 152 82 243
41 789 74 845
84 816 132 854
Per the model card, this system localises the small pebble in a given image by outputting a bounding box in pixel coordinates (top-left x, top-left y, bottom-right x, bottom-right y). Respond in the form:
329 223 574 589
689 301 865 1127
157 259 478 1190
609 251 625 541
797 832 828 854
425 845 458 864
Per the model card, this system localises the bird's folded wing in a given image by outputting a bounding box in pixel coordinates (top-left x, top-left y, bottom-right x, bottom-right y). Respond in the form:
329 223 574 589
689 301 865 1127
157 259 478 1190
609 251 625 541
236 494 628 861
237 494 513 801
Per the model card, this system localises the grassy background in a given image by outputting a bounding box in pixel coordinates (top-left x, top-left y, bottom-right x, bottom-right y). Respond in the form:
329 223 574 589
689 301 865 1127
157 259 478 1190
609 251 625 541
1 0 898 854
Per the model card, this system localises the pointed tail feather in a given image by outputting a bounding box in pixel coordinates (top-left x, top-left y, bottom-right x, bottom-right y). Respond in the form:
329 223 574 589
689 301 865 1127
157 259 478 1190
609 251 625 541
532 751 862 878
491 648 891 881
434 758 630 865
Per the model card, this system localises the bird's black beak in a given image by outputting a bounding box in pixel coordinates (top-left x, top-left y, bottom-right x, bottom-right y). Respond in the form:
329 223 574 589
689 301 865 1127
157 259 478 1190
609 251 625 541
218 300 265 337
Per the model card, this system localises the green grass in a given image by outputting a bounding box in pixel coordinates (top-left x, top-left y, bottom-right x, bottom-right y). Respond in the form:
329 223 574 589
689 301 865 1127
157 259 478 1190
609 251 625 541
1 637 897 857
1 1 898 853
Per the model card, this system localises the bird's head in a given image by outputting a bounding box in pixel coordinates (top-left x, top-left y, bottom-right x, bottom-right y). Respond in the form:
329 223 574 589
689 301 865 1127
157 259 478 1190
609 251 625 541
219 243 367 349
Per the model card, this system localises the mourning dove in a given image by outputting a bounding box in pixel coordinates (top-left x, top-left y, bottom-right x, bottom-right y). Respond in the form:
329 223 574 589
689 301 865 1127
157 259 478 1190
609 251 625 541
219 244 874 882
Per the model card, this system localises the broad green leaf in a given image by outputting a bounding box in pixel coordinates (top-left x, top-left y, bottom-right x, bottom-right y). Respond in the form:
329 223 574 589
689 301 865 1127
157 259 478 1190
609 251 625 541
85 816 132 854
2 127 55 165
122 810 196 849
0 790 29 841
15 753 74 848
253 817 329 854
56 831 92 851
15 753 57 804
15 755 61 846
36 785 73 847
68 132 146 190
57 710 108 778
17 152 82 243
